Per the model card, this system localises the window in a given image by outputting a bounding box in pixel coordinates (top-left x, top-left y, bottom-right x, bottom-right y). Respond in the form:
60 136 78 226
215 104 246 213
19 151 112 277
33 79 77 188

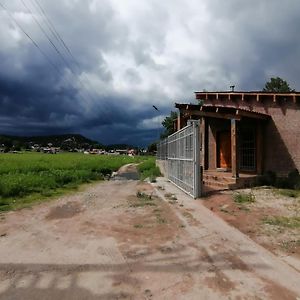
239 129 256 171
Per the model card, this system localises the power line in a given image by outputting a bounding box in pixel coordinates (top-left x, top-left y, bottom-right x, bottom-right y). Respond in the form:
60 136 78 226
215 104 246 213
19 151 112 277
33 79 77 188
2 1 113 123
0 1 90 110
22 0 108 116
30 0 114 120
32 0 72 56
31 0 83 74
20 0 73 71
0 1 60 74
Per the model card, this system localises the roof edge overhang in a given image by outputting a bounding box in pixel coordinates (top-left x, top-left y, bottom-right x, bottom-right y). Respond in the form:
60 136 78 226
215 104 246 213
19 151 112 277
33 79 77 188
194 91 300 104
175 103 271 121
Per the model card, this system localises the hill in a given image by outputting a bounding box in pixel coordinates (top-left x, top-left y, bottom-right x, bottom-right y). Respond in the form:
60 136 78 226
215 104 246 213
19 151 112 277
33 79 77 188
0 134 103 151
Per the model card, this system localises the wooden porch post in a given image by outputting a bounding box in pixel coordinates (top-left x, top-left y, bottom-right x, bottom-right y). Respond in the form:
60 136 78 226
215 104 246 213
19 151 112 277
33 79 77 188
231 119 239 178
177 111 182 131
256 123 263 175
200 117 206 169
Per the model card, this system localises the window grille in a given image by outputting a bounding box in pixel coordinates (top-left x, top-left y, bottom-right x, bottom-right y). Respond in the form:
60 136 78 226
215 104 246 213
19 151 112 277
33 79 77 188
239 129 256 171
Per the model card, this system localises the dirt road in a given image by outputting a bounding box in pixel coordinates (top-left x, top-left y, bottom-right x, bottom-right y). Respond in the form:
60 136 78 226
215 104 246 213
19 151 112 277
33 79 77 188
0 167 299 299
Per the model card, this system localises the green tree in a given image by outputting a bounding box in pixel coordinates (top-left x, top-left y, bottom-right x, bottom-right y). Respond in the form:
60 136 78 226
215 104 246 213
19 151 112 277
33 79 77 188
147 142 157 153
263 77 295 93
161 111 177 138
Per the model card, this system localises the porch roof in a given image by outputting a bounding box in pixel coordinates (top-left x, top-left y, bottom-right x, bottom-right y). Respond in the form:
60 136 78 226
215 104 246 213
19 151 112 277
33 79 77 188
175 103 271 121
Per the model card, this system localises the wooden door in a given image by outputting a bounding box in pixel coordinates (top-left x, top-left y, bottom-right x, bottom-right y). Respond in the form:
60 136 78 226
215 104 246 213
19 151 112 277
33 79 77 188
218 131 231 169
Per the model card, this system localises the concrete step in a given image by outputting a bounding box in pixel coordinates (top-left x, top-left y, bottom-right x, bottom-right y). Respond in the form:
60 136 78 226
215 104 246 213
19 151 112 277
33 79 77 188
203 179 237 190
203 174 236 184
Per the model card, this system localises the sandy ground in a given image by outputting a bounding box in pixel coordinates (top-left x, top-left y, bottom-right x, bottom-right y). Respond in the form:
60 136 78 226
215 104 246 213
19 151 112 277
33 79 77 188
202 187 300 266
0 168 300 299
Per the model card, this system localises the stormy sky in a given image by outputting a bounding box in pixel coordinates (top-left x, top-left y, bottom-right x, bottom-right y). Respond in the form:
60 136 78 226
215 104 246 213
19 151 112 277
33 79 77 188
0 0 299 146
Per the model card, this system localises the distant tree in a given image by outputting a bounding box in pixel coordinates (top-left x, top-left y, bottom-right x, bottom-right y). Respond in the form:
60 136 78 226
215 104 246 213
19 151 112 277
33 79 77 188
263 77 295 93
147 142 157 153
161 111 178 138
13 143 22 151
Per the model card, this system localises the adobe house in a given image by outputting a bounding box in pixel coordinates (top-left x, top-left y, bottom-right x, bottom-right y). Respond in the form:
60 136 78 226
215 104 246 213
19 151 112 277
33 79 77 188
175 91 300 190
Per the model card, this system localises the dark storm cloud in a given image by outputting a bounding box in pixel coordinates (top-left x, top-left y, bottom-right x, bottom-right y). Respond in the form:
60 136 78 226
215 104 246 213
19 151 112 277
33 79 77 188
0 0 300 146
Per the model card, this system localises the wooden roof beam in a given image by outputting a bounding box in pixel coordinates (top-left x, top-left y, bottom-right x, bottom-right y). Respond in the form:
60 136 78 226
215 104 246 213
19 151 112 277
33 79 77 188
180 109 241 121
236 109 270 120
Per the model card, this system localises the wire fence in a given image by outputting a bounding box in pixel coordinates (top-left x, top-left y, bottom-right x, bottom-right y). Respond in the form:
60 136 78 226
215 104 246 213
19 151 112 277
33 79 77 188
157 120 202 198
157 138 168 160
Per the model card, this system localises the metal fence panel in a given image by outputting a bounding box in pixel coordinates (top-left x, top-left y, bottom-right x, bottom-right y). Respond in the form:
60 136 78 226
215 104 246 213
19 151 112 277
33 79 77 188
157 120 202 198
157 138 168 160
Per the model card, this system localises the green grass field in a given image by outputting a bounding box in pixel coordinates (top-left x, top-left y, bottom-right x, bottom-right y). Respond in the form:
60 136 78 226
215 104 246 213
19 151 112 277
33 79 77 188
0 152 150 211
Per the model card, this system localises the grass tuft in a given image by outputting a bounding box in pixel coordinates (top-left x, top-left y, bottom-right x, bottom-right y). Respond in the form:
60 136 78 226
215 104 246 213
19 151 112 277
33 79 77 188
233 192 255 204
130 191 157 208
278 189 300 198
138 157 161 180
263 216 300 229
133 224 143 229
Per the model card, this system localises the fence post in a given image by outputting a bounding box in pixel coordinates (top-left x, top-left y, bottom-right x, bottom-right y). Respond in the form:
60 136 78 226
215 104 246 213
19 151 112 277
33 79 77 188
193 120 202 198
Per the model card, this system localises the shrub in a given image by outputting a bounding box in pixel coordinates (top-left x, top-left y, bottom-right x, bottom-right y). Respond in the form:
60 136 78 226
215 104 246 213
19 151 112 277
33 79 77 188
287 169 300 189
233 192 255 204
275 177 289 189
138 158 161 180
257 171 277 186
279 189 299 198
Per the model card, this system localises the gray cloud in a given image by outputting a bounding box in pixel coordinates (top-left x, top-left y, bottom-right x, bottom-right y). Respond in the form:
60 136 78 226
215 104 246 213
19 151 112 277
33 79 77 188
0 0 299 146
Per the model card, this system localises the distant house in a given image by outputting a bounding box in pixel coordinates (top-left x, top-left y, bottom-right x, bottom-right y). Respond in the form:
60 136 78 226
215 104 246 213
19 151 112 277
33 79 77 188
158 91 300 194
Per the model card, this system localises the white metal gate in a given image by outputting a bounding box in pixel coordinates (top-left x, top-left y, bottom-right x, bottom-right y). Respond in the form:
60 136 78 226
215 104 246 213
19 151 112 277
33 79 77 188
157 120 202 198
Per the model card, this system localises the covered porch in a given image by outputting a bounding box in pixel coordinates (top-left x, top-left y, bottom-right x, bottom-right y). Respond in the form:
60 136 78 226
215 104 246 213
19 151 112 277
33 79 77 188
175 104 271 190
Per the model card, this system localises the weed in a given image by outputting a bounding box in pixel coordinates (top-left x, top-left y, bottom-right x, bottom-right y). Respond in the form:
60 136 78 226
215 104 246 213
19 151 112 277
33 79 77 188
263 216 300 229
130 191 157 207
280 239 300 251
149 176 157 183
182 211 193 219
168 200 177 205
278 189 300 198
138 158 161 180
156 215 167 224
136 191 148 198
164 193 177 200
233 192 255 204
134 224 143 229
130 202 156 208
